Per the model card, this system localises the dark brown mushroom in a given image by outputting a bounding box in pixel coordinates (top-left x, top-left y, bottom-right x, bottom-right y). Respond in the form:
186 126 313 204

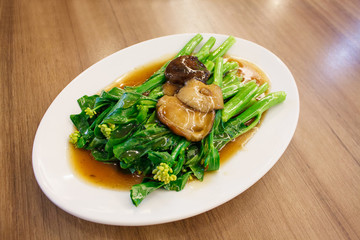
164 55 210 85
156 95 215 142
176 79 224 113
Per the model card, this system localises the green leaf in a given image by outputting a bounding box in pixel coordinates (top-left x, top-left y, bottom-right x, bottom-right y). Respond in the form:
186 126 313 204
147 151 174 167
91 149 115 162
204 143 220 171
77 94 99 111
164 172 191 191
75 136 87 148
87 137 107 149
190 164 204 181
130 182 164 206
70 112 90 134
113 125 171 165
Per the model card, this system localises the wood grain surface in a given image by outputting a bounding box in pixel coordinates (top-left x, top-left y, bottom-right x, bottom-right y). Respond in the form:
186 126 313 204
1 0 360 239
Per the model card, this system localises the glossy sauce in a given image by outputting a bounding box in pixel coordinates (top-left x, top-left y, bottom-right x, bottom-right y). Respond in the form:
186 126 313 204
219 57 270 162
70 56 270 189
69 146 143 190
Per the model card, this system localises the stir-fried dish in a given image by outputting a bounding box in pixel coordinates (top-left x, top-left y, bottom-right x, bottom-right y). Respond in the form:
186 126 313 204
69 34 286 206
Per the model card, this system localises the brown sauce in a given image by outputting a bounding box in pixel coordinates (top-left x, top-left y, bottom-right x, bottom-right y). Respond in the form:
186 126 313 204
69 146 143 190
227 57 270 88
219 57 270 163
105 58 169 91
219 127 258 163
70 56 270 189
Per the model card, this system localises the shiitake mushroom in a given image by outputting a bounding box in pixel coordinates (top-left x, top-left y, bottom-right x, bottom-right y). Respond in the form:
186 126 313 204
164 55 210 85
176 79 224 113
156 96 215 142
158 55 224 142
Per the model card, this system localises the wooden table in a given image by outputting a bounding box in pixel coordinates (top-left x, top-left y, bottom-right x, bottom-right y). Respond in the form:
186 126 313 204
1 0 359 239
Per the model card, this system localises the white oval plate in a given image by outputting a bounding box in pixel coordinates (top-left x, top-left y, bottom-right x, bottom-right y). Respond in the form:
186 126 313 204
33 33 299 226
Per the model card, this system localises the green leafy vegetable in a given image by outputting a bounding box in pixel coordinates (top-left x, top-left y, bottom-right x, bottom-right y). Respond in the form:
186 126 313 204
69 34 287 206
130 181 164 206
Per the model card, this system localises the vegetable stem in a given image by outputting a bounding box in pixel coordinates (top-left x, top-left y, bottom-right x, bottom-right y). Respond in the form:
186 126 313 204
207 61 239 84
222 81 258 122
231 91 287 125
212 57 223 87
223 61 239 74
172 140 191 175
243 82 270 109
148 85 164 99
222 76 242 100
204 60 215 72
204 111 221 171
207 36 236 62
195 37 216 63
176 33 204 57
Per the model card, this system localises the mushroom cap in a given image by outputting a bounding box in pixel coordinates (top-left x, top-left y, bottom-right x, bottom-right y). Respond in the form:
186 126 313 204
164 55 210 85
156 95 215 142
176 79 224 113
162 81 181 96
